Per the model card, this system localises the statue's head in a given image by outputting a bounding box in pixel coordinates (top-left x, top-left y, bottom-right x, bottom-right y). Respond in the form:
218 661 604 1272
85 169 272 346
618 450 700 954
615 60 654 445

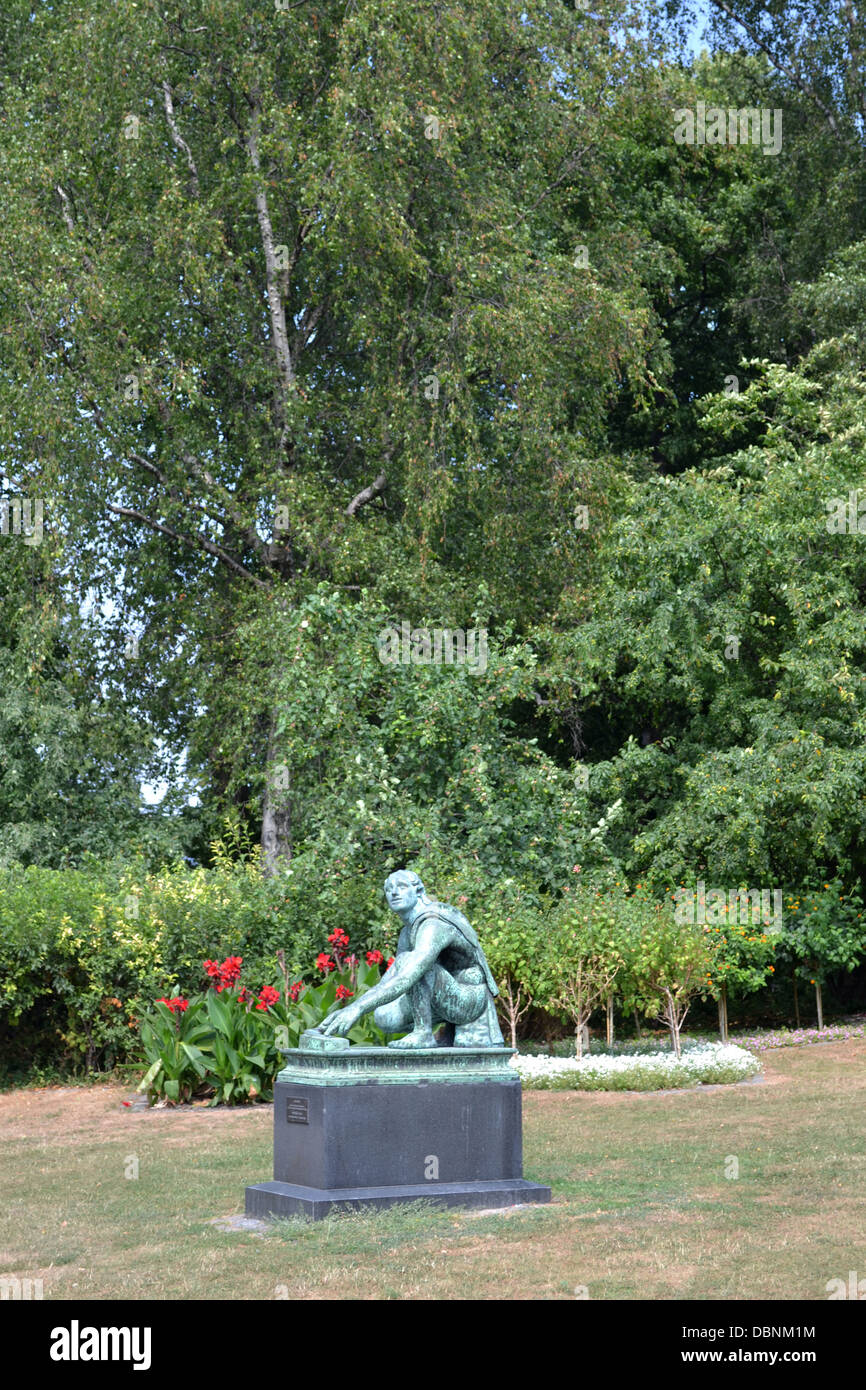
384 869 426 914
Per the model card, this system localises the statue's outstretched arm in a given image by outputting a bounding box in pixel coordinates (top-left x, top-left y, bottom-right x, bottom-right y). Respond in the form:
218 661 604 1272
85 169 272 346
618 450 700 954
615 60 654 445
319 933 441 1036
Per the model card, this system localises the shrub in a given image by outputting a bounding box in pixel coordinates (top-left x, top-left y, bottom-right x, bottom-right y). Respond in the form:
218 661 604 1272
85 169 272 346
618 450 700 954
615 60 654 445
0 856 386 1075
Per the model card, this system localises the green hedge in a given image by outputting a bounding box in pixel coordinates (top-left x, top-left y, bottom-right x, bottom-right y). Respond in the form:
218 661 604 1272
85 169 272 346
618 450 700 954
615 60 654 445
0 854 391 1075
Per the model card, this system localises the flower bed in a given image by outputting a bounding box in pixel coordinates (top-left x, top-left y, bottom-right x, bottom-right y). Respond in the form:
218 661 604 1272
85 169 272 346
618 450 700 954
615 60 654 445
522 1037 714 1058
511 1042 761 1091
137 934 392 1104
729 1021 866 1053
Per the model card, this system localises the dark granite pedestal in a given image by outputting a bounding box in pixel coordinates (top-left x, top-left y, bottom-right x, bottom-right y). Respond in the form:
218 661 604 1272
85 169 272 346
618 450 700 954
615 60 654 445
245 1046 551 1220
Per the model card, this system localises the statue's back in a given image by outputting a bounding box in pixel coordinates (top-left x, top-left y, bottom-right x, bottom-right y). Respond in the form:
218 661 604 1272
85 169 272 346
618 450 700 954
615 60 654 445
414 899 499 998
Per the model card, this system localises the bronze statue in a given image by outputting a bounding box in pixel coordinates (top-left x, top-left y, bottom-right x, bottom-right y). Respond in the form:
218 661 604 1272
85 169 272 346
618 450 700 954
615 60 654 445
318 870 504 1048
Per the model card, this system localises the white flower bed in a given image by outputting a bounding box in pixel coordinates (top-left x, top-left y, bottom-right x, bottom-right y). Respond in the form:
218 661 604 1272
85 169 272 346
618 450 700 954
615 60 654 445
511 1042 761 1091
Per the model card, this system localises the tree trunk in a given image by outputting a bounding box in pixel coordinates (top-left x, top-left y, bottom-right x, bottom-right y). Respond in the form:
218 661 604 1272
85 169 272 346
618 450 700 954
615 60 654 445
666 992 681 1058
633 1008 641 1038
606 992 614 1048
815 980 824 1030
261 715 292 876
500 977 524 1051
793 974 800 1028
718 985 728 1044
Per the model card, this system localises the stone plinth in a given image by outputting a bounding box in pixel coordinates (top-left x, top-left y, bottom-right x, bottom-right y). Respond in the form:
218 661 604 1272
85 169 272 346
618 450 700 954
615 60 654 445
244 1047 551 1220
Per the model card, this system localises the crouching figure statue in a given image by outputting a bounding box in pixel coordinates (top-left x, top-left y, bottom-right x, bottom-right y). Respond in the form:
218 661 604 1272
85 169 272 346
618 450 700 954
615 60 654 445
318 870 504 1049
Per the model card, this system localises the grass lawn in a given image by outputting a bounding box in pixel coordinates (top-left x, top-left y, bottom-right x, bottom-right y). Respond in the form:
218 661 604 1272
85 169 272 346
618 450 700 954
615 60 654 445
2 1038 865 1300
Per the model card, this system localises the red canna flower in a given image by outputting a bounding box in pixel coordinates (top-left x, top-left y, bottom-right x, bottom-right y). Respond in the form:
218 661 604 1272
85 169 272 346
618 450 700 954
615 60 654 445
288 981 304 1002
316 953 336 974
366 949 384 965
157 997 188 1015
219 956 243 987
256 986 280 1011
328 928 350 948
335 984 354 1001
203 959 221 979
386 956 395 969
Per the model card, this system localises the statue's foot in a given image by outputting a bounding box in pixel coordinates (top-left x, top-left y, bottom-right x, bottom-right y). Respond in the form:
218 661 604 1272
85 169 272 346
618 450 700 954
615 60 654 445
387 1030 437 1049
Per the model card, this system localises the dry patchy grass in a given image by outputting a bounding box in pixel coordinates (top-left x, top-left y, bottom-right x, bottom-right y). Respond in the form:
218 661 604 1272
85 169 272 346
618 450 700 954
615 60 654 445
1 1042 864 1300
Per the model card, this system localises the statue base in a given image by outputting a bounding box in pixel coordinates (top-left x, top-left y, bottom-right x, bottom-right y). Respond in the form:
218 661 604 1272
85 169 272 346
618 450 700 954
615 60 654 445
244 1046 551 1221
245 1177 550 1220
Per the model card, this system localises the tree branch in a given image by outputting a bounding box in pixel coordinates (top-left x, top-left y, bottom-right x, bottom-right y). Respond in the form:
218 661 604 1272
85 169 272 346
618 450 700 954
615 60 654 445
87 397 274 572
127 448 266 553
180 451 270 555
345 472 387 517
709 0 841 137
245 96 295 396
292 300 325 360
55 186 95 272
106 504 268 587
56 186 75 235
843 0 866 128
161 81 200 196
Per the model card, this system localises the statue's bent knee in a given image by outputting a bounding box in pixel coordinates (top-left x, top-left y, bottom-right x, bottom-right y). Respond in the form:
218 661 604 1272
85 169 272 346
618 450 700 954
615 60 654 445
374 998 411 1032
430 967 487 1025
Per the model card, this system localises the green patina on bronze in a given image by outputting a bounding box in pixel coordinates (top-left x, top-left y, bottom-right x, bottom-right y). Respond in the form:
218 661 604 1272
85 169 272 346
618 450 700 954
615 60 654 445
313 870 505 1050
278 1045 517 1086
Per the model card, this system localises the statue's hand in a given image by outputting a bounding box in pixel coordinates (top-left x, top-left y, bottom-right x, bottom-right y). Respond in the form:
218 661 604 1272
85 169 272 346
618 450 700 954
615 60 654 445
319 1003 361 1037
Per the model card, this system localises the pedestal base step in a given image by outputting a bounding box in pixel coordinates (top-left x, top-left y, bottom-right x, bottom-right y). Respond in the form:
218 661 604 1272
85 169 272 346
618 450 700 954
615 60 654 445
245 1177 551 1222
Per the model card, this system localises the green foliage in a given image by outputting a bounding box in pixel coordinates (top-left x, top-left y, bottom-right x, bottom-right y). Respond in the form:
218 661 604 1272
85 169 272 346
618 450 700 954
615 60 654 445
0 519 162 868
207 584 617 894
539 891 626 1057
272 958 388 1051
138 997 212 1105
528 882 721 1056
199 988 275 1106
0 0 661 871
779 882 866 985
540 353 866 895
475 880 549 1047
628 914 715 1057
2 854 862 1080
697 901 778 1004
